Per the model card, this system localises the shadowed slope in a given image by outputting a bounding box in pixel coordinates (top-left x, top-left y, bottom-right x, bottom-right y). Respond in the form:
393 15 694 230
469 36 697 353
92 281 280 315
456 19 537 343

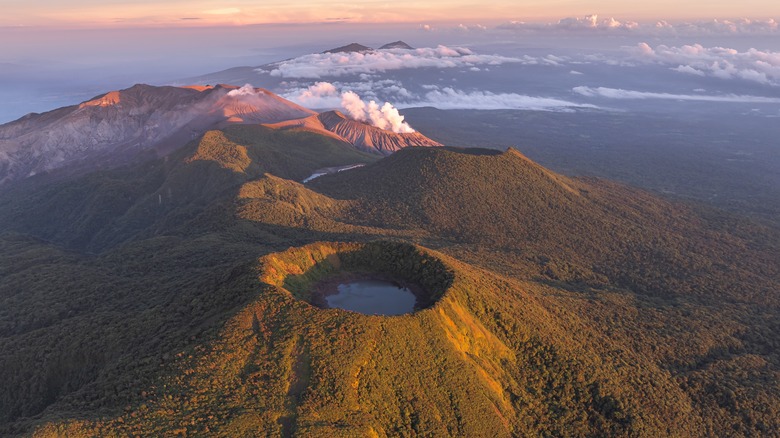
0 124 376 252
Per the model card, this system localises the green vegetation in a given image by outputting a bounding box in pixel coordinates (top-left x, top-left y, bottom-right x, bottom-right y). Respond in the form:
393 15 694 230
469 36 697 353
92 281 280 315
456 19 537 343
402 107 780 226
0 126 778 436
269 241 453 309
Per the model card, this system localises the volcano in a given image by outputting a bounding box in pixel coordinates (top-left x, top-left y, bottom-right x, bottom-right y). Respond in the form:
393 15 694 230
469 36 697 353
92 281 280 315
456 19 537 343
267 110 442 155
0 84 314 186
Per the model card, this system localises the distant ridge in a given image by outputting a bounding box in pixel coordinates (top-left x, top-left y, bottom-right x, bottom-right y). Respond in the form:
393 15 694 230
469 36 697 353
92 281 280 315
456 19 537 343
323 41 414 54
379 41 414 50
323 43 372 53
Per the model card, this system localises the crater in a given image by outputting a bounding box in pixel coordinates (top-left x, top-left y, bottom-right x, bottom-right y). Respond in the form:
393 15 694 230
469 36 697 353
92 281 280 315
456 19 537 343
260 241 453 316
443 146 503 156
319 279 417 315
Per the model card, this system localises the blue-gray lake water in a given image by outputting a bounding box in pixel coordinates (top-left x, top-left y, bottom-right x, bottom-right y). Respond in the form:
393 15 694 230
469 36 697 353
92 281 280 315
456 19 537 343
325 280 417 315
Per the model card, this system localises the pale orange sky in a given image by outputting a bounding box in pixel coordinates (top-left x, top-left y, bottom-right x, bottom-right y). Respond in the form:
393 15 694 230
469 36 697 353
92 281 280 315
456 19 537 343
3 0 778 27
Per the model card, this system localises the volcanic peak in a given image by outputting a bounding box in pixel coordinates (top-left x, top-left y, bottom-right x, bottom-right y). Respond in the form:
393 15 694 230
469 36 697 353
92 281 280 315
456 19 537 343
323 43 373 54
266 110 442 155
323 41 415 54
379 41 415 50
0 84 315 186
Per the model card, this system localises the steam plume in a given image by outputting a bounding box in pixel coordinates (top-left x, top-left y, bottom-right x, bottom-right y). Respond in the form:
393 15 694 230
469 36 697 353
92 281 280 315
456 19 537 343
340 91 414 133
227 84 264 97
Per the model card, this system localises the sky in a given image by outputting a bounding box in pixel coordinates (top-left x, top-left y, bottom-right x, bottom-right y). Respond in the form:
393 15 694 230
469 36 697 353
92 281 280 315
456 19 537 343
3 0 780 27
1 1 779 123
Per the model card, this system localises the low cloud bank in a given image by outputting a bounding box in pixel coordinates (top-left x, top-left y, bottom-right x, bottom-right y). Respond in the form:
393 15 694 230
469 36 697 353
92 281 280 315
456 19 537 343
632 43 780 86
574 86 780 103
497 16 778 36
411 87 598 111
285 81 597 113
263 45 524 79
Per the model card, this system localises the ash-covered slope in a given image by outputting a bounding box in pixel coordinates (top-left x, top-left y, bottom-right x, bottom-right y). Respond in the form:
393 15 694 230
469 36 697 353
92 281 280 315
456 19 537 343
0 84 314 186
267 110 442 155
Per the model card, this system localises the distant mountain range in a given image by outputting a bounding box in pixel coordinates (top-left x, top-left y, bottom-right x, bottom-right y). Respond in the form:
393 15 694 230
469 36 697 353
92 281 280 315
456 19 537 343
0 83 439 186
323 43 373 53
324 41 415 53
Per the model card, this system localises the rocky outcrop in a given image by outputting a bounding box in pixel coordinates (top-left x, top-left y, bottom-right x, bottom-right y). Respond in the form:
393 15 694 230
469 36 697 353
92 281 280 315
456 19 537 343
268 110 442 155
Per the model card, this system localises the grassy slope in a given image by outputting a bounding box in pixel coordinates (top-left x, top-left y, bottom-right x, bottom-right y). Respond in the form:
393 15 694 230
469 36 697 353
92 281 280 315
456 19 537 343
0 124 377 252
0 130 778 436
401 107 780 226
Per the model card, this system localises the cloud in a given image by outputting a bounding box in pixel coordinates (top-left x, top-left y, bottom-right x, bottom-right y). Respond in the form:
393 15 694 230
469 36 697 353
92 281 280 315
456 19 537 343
497 16 779 36
282 79 413 108
407 87 597 111
632 43 780 85
456 23 487 32
498 15 639 33
556 15 639 31
671 65 706 76
203 8 241 15
263 45 526 79
341 91 414 133
573 86 780 103
288 81 342 107
673 18 779 35
227 84 264 97
284 80 596 115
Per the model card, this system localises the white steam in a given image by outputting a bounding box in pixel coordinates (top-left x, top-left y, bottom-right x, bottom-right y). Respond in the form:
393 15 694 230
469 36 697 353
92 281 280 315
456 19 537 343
226 84 265 97
340 91 415 133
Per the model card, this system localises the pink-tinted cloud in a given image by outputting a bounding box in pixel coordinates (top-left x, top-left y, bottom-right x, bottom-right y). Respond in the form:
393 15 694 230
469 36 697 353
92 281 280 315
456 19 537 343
497 16 779 35
341 91 414 133
633 43 780 85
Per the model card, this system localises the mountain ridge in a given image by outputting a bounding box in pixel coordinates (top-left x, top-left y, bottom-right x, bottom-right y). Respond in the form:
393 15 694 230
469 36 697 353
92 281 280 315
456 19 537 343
323 42 373 53
0 84 315 186
323 41 415 53
379 41 414 50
